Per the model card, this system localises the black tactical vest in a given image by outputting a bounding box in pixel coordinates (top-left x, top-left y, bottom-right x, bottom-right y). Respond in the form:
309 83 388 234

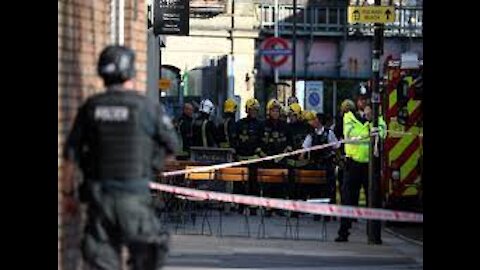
310 128 333 161
85 90 155 180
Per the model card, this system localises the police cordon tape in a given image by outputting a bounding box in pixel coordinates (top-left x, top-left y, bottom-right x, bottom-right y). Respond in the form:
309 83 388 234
162 131 422 178
152 136 423 223
161 137 363 177
149 182 423 223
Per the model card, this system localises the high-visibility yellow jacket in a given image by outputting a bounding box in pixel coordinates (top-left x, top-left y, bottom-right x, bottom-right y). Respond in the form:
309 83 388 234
343 111 386 163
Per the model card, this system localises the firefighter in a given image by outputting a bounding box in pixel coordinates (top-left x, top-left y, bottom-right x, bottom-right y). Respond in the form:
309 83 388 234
279 103 289 122
60 45 179 269
216 98 237 211
191 99 217 147
287 103 311 157
232 98 263 162
175 102 194 160
335 101 386 243
217 98 237 148
300 111 340 208
261 99 293 158
287 96 299 106
286 103 312 201
260 99 293 204
231 98 263 214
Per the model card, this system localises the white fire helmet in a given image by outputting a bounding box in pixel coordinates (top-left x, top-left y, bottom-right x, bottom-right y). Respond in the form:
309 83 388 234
199 99 215 115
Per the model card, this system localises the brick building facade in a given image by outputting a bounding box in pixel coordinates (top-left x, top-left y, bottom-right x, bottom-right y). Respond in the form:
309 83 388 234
58 0 147 269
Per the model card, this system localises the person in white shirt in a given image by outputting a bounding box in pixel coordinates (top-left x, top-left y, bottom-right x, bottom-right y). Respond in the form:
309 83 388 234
301 111 340 156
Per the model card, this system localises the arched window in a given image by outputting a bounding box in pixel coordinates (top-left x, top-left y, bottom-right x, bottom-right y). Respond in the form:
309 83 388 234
160 65 181 97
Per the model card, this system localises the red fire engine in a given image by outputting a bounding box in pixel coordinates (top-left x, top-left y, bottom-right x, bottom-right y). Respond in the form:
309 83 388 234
382 55 423 212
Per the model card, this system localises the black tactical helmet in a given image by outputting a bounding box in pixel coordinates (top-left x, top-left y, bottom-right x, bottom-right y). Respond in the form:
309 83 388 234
97 45 136 86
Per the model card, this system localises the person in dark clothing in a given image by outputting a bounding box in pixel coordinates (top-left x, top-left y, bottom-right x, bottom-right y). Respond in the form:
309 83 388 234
216 98 238 211
191 99 217 147
325 113 334 130
232 98 263 160
60 45 179 270
285 102 311 201
287 103 311 152
231 98 263 215
260 99 293 205
175 102 194 159
217 98 237 148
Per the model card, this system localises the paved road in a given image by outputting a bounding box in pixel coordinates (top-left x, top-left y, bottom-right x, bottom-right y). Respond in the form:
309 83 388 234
161 212 423 269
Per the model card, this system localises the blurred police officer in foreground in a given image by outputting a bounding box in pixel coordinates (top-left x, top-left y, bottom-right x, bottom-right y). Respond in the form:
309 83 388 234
60 45 179 270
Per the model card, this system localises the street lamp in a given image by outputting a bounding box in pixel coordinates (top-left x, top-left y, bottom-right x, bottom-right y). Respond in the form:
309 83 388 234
408 15 415 49
410 16 417 36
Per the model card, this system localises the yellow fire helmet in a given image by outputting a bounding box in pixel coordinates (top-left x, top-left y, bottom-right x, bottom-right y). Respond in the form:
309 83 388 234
266 98 282 111
245 98 260 113
288 102 302 116
223 98 237 113
303 110 317 122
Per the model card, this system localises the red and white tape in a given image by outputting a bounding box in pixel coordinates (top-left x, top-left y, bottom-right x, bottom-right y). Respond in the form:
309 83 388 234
161 138 364 177
150 182 423 223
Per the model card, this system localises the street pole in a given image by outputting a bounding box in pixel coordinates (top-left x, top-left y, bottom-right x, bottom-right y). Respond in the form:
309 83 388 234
333 80 337 119
228 0 235 99
147 27 160 104
274 0 279 97
367 0 384 244
292 0 297 97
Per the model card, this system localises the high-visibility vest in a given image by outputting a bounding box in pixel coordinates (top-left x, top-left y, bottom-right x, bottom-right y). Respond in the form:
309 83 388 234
343 112 386 163
354 116 387 163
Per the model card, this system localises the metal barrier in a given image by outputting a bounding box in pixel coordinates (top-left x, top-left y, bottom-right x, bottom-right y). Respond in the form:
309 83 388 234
257 4 422 37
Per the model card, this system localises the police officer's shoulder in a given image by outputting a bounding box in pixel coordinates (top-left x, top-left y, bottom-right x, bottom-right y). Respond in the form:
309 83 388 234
80 91 115 113
83 90 111 104
88 89 145 104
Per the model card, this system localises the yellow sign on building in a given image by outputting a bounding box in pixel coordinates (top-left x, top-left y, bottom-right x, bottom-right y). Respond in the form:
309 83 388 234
348 6 395 24
158 78 171 90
